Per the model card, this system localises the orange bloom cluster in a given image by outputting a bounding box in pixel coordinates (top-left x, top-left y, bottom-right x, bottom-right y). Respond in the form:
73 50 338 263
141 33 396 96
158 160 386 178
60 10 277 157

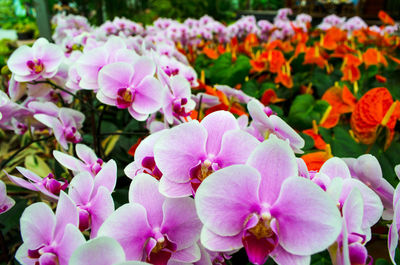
321 84 357 128
351 87 400 147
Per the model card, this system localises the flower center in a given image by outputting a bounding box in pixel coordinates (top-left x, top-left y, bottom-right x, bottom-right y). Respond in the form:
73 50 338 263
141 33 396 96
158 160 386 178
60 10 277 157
116 88 134 109
145 233 177 265
27 59 44 74
78 206 91 231
42 173 68 195
141 156 163 180
64 126 81 144
28 245 59 265
242 214 279 265
172 98 191 119
90 159 103 175
190 159 219 194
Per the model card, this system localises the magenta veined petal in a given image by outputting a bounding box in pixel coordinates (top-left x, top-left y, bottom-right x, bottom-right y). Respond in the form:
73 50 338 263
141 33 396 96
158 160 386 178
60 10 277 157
129 173 165 227
271 177 342 255
154 120 207 183
200 226 243 252
20 202 56 249
320 157 351 180
200 111 239 156
161 197 202 250
97 203 152 260
247 135 298 205
195 165 261 236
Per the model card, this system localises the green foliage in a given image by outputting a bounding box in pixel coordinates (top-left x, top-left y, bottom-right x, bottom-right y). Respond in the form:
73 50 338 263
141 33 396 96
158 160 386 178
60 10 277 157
207 53 251 87
287 94 330 130
0 0 14 25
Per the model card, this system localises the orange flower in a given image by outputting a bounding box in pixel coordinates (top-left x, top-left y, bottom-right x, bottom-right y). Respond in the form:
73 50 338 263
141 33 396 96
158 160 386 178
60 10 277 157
303 121 327 150
128 138 143 157
362 48 388 67
331 44 355 58
294 42 307 57
321 84 356 128
266 40 293 53
301 145 332 171
274 63 293 88
375 74 387 83
303 46 327 68
378 11 395 25
260 89 285 106
351 87 400 147
341 64 361 83
202 46 219 59
320 27 347 50
268 50 286 73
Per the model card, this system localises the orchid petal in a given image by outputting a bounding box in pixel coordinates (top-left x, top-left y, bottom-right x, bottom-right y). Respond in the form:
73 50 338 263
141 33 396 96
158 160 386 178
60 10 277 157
98 203 152 260
247 136 297 205
195 165 261 236
161 197 201 249
200 111 239 155
154 121 207 183
200 227 243 252
320 157 351 180
129 173 165 227
20 203 56 248
271 177 342 255
69 236 125 265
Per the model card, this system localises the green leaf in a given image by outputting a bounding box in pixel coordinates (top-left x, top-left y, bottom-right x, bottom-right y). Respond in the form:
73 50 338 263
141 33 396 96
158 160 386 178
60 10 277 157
24 155 52 178
0 199 27 233
288 95 330 130
330 127 366 157
242 80 259 98
311 250 332 265
208 53 251 87
311 68 334 97
299 132 315 150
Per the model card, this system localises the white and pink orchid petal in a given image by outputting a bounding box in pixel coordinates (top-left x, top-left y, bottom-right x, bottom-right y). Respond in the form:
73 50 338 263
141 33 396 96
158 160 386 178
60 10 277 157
247 136 297 205
195 165 261 236
154 121 207 183
97 203 152 260
69 236 126 265
200 111 239 156
129 173 165 227
271 177 342 255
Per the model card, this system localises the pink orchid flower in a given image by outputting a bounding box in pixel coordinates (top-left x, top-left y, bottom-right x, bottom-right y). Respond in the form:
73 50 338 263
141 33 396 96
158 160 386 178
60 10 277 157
125 130 166 180
320 158 383 231
98 173 202 264
388 169 400 264
0 180 15 214
160 74 196 124
153 110 259 197
195 136 342 265
53 144 104 176
34 108 85 149
335 189 372 265
7 38 64 82
76 37 138 91
97 58 163 121
69 237 150 265
68 160 116 238
247 99 305 153
15 192 85 265
343 154 394 220
6 167 68 200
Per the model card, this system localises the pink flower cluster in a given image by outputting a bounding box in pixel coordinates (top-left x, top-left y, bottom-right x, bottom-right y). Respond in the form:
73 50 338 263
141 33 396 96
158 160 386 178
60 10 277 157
1 9 399 265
